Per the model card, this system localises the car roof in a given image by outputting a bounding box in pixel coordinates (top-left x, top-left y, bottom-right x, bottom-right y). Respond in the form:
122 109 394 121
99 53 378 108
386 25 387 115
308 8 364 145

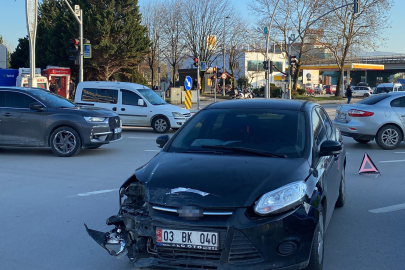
206 99 311 112
78 81 149 89
377 83 401 87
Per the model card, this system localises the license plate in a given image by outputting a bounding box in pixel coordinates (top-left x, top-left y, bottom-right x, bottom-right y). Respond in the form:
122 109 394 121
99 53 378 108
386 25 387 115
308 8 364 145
156 229 219 250
114 127 122 133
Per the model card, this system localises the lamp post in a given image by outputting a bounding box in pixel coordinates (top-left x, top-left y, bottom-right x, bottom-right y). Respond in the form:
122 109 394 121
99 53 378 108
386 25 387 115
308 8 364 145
222 16 230 96
25 0 38 87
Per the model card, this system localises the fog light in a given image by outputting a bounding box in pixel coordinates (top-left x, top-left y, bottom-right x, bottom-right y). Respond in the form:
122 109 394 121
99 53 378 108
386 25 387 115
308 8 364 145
278 241 298 256
177 122 183 125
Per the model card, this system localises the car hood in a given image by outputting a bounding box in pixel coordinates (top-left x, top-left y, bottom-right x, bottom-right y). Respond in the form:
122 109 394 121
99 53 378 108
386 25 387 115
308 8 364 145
150 104 190 115
58 106 117 117
136 152 311 208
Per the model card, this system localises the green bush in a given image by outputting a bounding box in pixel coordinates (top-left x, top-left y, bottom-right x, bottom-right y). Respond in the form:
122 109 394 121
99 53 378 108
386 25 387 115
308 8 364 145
297 88 306 95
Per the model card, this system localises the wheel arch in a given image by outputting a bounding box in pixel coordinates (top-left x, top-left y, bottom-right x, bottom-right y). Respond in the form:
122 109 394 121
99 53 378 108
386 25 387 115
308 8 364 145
47 122 83 147
150 114 170 126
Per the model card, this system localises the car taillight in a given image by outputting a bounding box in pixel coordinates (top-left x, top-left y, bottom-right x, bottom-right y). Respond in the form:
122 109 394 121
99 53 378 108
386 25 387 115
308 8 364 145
348 109 374 117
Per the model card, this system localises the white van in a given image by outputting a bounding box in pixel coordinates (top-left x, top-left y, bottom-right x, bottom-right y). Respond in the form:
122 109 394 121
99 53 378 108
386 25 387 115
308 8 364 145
75 81 191 133
374 83 403 94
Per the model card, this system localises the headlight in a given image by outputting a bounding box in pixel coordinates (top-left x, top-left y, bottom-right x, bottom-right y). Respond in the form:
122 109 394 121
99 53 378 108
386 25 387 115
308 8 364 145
84 116 107 123
172 112 184 118
254 181 307 215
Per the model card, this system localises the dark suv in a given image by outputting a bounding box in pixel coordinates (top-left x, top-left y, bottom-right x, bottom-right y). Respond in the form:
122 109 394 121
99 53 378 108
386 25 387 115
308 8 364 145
0 87 122 157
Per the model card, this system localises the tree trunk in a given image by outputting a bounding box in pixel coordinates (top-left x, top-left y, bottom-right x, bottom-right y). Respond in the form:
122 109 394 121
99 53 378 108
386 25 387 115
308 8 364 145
293 64 300 90
335 67 344 97
105 66 110 81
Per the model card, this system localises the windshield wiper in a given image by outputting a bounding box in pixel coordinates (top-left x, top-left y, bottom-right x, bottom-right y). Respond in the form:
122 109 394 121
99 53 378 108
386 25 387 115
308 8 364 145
201 145 286 158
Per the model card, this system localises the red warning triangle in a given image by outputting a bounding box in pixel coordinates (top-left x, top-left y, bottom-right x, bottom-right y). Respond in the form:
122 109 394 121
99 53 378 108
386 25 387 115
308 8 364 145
359 153 380 175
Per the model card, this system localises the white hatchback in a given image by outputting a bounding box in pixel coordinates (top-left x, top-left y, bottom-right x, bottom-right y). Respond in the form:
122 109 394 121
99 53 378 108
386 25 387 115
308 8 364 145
351 86 373 97
75 81 191 133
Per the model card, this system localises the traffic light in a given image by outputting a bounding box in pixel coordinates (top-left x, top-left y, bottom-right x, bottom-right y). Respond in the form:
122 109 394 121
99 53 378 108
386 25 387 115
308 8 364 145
193 58 199 67
263 60 268 70
269 61 274 74
69 38 80 63
354 0 360 14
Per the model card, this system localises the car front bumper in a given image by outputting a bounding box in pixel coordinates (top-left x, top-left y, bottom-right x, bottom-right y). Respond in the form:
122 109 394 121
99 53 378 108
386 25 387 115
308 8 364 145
169 116 191 128
85 202 320 270
81 116 122 147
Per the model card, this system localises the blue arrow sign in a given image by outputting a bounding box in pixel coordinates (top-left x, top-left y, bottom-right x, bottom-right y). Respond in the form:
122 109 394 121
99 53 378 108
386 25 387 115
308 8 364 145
185 76 192 91
264 27 268 34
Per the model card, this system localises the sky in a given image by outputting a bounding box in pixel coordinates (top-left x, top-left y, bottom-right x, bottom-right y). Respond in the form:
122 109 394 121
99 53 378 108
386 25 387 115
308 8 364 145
1 0 404 53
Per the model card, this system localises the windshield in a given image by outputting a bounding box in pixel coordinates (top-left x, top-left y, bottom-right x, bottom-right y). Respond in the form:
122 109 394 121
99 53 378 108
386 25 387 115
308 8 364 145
168 109 307 158
138 88 166 105
27 89 76 108
374 87 393 94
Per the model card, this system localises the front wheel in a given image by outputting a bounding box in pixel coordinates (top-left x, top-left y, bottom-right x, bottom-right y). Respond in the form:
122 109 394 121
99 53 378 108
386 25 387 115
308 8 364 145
152 116 171 133
353 139 371 144
50 126 81 157
376 125 402 150
363 93 370 97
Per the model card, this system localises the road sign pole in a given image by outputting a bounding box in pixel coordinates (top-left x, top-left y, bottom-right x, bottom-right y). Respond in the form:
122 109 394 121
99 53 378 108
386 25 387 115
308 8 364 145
197 56 200 110
214 75 217 103
79 9 83 83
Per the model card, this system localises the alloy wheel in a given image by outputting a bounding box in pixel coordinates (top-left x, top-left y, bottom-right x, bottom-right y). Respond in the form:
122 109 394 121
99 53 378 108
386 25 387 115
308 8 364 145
155 119 168 132
53 130 76 154
382 128 399 147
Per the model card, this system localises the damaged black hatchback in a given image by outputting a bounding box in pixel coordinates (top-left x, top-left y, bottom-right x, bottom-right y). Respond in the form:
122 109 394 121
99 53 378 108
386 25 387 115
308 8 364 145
86 99 346 270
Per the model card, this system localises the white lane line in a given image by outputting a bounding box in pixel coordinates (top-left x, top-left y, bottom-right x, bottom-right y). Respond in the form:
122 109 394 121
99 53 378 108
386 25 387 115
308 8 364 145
128 137 157 139
369 203 405 214
379 160 405 163
145 150 160 152
395 152 405 154
68 189 119 198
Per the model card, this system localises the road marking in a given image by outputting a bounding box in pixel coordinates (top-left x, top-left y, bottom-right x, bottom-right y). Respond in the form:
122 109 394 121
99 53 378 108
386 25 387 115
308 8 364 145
145 150 160 152
379 160 405 163
395 152 405 154
128 137 157 139
68 189 119 197
369 203 405 214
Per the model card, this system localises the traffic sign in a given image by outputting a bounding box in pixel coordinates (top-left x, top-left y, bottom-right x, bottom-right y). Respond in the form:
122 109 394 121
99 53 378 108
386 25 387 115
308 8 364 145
264 27 268 34
185 76 192 91
200 61 206 71
221 73 227 80
185 90 192 110
84 44 91 58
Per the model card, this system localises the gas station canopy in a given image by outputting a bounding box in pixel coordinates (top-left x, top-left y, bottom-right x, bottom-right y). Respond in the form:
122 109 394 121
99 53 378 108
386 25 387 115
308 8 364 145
300 63 384 71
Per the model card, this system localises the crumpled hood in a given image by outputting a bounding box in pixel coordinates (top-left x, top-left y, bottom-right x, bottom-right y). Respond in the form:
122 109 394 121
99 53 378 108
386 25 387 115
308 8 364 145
136 152 311 208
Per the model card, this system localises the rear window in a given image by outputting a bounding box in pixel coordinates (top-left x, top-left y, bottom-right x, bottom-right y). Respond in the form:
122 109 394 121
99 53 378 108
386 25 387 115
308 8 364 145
357 94 389 105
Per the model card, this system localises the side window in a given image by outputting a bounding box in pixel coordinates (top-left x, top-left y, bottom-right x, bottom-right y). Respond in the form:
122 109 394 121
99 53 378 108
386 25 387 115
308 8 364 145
122 90 143 106
0 91 6 107
312 109 327 146
3 91 36 108
390 98 403 108
81 88 118 104
316 107 333 139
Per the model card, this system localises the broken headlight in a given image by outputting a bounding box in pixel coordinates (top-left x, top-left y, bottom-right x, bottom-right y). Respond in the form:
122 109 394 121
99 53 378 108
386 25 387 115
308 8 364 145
254 181 306 215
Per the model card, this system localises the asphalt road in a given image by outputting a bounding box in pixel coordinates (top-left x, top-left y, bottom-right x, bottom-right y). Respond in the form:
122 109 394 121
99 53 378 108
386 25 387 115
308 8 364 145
1 104 405 270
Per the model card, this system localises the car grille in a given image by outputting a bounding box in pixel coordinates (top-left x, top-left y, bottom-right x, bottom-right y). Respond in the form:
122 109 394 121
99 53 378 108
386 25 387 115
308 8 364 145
158 247 222 262
183 113 191 118
108 116 120 129
228 231 262 264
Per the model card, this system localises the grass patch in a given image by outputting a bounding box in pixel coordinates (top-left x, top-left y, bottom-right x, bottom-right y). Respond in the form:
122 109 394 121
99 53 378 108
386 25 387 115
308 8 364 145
293 95 344 102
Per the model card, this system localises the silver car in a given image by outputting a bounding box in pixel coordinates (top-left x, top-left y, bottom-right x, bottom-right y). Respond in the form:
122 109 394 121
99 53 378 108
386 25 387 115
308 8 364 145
334 92 405 150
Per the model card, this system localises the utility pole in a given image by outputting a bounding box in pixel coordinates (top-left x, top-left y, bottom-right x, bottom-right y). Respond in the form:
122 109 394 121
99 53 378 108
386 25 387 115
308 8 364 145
222 16 230 96
26 0 38 88
197 56 200 110
157 34 160 90
64 1 84 83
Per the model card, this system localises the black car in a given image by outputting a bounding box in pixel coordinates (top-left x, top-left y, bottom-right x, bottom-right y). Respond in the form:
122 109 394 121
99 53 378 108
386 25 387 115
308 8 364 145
0 87 122 157
86 99 346 270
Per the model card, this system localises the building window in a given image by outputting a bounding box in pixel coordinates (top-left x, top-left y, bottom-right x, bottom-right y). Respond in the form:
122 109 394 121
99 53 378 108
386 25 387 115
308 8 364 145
247 60 283 72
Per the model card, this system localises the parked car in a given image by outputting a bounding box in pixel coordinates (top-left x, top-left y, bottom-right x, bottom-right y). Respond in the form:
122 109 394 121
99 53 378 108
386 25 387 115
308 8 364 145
314 87 325 95
345 86 373 97
74 82 191 133
85 99 346 270
374 83 403 94
334 92 405 149
324 85 337 94
0 87 121 157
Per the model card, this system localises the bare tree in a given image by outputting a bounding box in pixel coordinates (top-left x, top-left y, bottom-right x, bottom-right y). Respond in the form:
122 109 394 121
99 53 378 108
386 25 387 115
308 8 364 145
320 0 393 96
250 0 324 91
141 0 165 87
161 0 187 85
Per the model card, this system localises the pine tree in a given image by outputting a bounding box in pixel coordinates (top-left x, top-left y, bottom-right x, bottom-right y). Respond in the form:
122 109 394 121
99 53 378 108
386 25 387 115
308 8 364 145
9 36 30 69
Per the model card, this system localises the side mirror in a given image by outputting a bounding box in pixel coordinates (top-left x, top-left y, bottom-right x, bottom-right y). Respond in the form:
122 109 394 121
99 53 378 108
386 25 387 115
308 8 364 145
138 99 145 106
319 140 342 157
29 102 44 111
156 135 170 148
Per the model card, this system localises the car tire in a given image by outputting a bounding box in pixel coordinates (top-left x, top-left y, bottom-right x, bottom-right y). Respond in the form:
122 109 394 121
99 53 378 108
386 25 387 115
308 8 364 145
86 145 103 149
305 210 324 270
335 167 346 208
152 116 171 133
363 93 370 97
376 125 402 150
50 126 81 157
353 139 371 143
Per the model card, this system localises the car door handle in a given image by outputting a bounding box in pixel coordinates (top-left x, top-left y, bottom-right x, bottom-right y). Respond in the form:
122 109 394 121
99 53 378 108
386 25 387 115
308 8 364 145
112 107 117 111
121 108 125 111
3 113 12 117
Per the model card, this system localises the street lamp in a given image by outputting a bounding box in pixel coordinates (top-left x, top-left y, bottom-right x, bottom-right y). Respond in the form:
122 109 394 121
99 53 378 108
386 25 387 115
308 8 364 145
26 0 38 87
222 16 230 96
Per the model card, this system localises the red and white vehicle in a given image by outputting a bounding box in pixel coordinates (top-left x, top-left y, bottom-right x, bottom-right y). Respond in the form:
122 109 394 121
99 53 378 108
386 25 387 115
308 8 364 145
16 68 49 90
42 66 71 98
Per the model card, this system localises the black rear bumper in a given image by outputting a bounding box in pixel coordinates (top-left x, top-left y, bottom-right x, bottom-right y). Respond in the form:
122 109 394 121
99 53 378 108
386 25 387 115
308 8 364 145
340 131 375 141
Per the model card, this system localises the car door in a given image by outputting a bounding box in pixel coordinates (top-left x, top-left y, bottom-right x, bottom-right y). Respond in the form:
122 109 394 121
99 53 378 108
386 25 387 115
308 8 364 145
312 107 340 226
119 89 149 126
390 96 405 128
0 90 47 146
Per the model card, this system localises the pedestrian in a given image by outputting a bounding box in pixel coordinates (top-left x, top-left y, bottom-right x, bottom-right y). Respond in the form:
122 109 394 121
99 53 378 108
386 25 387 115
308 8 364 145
69 78 76 100
346 85 353 104
49 81 57 94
